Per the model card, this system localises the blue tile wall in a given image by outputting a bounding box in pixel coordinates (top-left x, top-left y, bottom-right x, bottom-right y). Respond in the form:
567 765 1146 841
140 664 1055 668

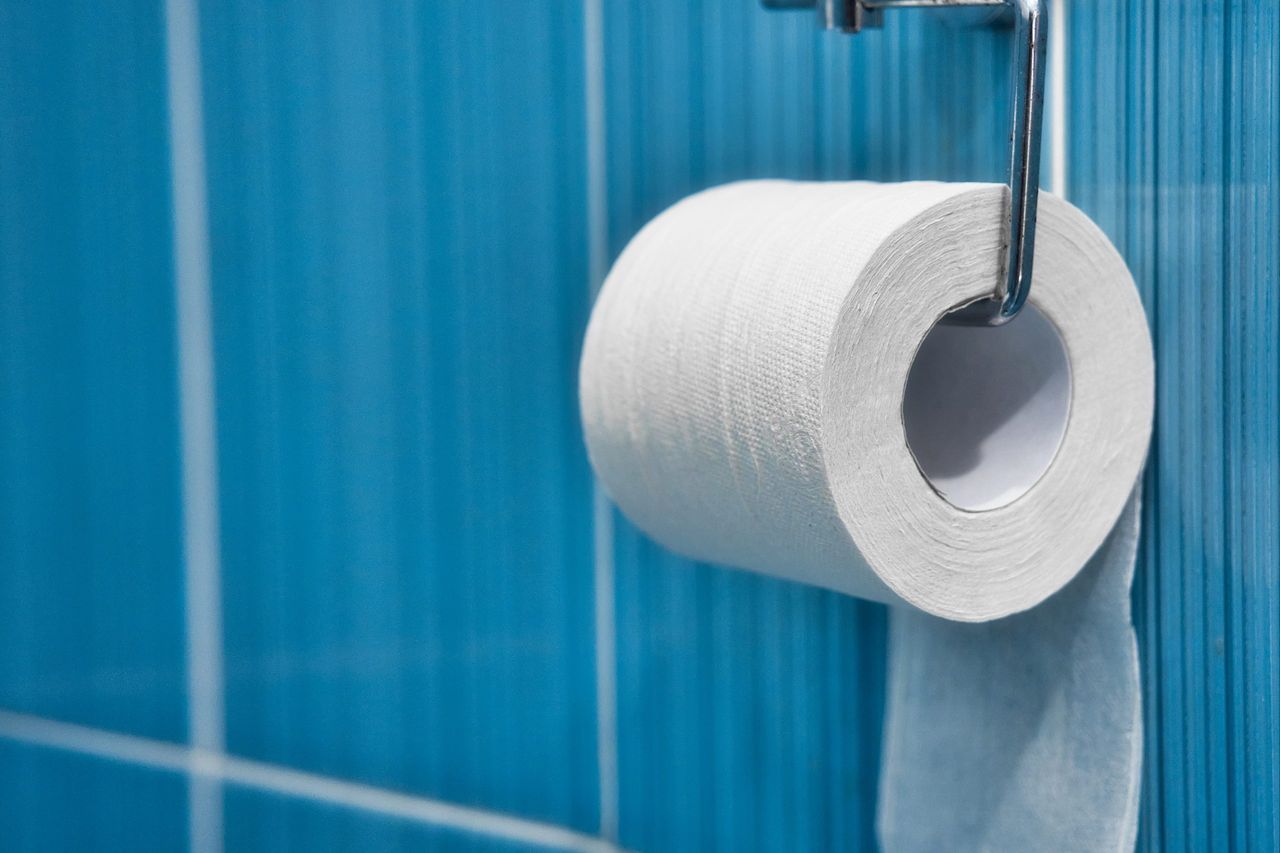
0 1 187 740
198 0 597 832
0 739 187 851
1068 3 1280 852
0 1 1276 851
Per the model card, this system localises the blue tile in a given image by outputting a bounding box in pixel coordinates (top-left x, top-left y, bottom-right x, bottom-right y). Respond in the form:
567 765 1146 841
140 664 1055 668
224 786 562 853
199 0 598 831
613 530 885 853
1067 3 1280 852
0 739 187 852
0 1 187 739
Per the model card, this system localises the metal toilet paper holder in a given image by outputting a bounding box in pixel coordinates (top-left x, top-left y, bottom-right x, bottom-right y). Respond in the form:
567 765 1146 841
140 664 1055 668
762 0 1045 327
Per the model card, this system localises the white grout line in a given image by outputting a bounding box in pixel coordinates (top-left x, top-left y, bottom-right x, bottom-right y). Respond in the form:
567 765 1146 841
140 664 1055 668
591 490 618 840
162 0 225 851
0 711 191 772
582 0 620 843
1048 0 1068 198
0 712 623 853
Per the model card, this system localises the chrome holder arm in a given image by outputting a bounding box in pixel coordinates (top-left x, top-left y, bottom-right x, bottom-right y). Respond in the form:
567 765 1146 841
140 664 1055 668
763 0 1046 326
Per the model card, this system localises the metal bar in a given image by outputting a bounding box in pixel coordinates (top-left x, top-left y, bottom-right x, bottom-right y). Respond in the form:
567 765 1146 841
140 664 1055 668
943 0 1045 325
760 0 1048 325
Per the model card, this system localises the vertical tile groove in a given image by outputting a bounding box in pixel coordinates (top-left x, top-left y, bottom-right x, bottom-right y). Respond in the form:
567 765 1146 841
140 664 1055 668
163 0 225 850
583 0 619 841
1049 0 1068 197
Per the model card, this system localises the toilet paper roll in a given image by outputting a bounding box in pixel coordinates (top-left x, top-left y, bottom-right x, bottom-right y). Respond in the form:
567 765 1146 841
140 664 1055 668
580 180 1152 622
580 180 1153 851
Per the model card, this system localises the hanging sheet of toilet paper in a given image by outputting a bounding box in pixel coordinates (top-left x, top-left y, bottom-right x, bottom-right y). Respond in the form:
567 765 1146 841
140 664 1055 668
580 181 1153 851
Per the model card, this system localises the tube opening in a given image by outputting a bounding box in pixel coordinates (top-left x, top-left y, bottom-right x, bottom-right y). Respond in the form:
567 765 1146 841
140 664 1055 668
902 303 1071 512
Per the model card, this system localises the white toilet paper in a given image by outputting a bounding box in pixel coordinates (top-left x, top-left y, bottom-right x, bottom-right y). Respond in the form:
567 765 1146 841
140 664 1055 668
879 494 1143 852
580 180 1153 850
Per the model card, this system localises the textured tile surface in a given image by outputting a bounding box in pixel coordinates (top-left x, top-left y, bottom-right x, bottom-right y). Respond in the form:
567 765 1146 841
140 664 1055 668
0 739 188 852
0 0 187 740
199 0 598 831
1068 3 1280 852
